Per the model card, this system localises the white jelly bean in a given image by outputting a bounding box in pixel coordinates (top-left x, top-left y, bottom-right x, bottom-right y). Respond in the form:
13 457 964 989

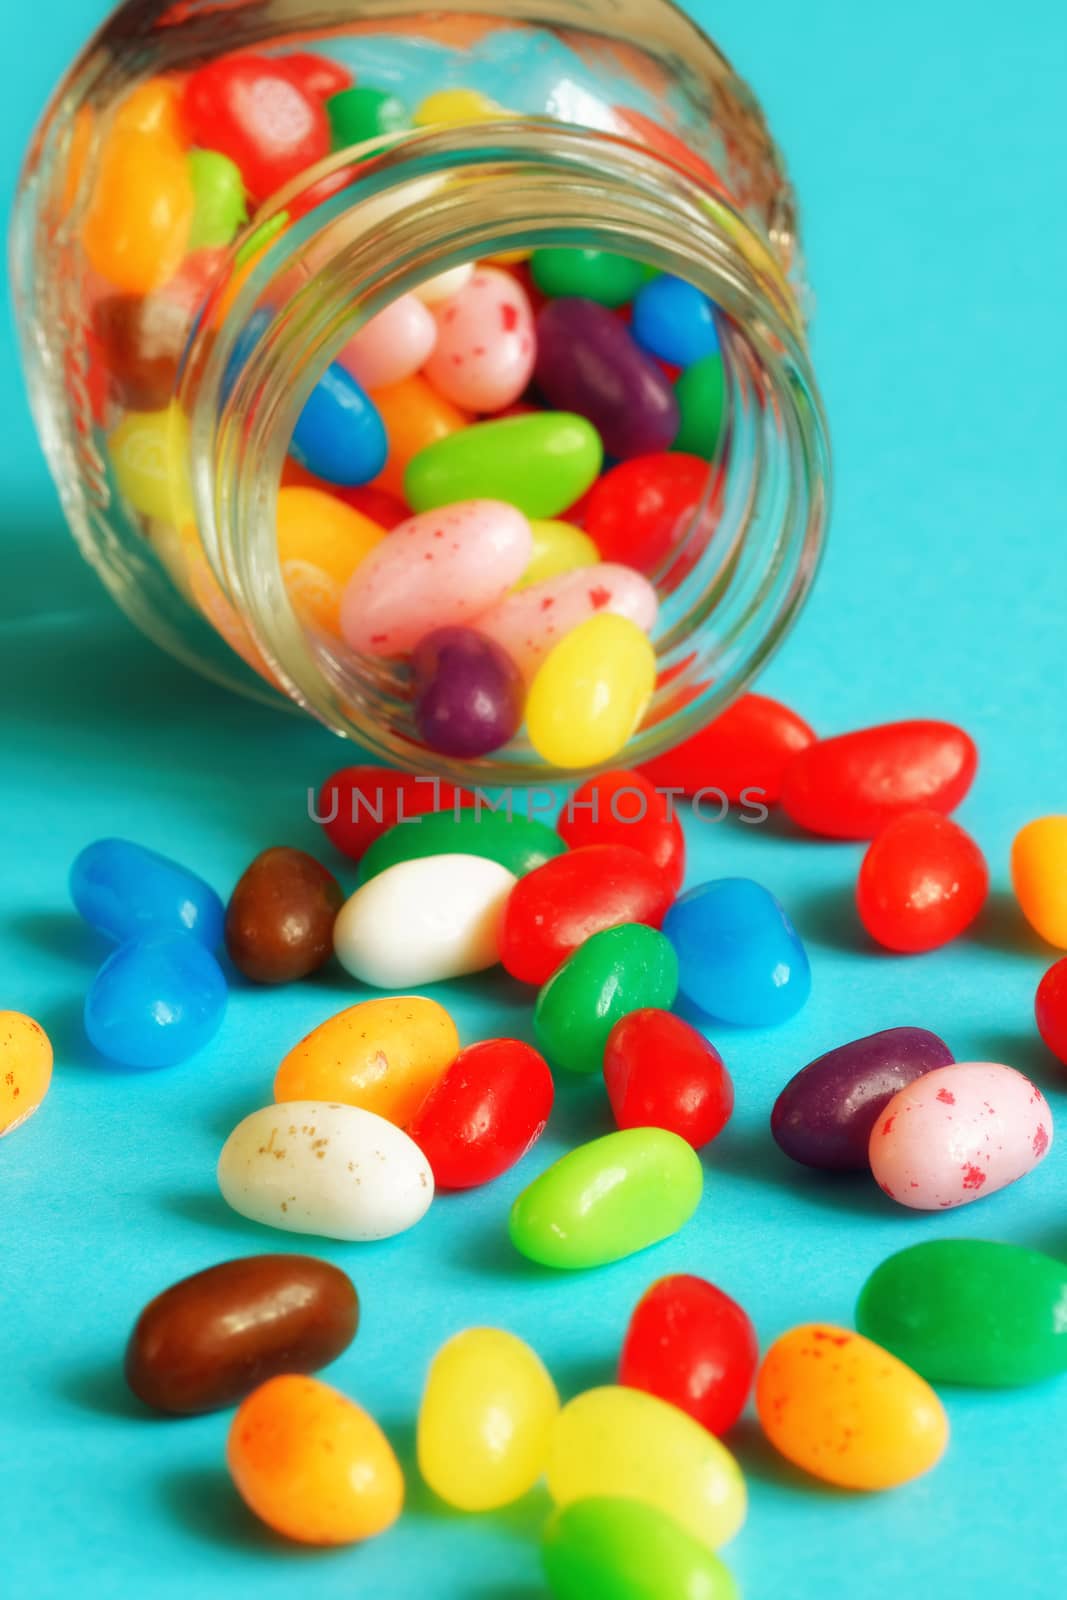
476 563 659 680
339 294 438 391
423 266 536 413
415 263 476 305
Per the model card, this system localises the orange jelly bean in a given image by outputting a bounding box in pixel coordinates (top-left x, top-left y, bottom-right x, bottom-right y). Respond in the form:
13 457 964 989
756 1324 948 1490
0 1012 53 1137
82 129 194 293
276 485 385 634
370 376 469 499
113 78 187 142
227 1374 403 1544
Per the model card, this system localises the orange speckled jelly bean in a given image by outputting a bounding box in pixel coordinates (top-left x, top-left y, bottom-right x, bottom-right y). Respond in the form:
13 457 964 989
370 375 469 499
0 1012 53 1137
228 1374 404 1544
1012 815 1067 948
82 129 194 294
276 485 385 635
756 1324 948 1490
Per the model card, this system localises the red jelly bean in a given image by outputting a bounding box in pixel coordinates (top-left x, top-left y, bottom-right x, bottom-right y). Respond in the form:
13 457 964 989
557 771 685 894
182 55 330 202
856 809 989 953
639 692 815 805
604 1009 733 1148
407 1039 554 1188
278 51 353 101
317 766 474 861
619 1274 758 1436
584 453 715 575
500 844 675 985
1036 958 1067 1065
780 719 978 839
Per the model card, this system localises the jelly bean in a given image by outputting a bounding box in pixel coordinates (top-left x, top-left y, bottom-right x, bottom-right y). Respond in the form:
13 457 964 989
535 925 678 1075
547 1387 745 1548
856 1239 1067 1387
527 614 657 768
326 85 410 149
517 519 600 588
413 88 504 127
224 846 343 983
781 719 978 839
82 129 194 293
360 807 565 885
412 626 525 757
339 294 437 391
407 1039 554 1188
858 810 989 952
633 275 719 368
317 765 473 860
1036 956 1067 1063
277 51 352 101
423 266 535 412
112 78 187 141
108 404 192 522
619 1274 756 1435
339 501 532 656
93 249 222 412
228 1374 403 1543
290 363 388 487
558 770 685 892
501 843 675 985
510 1128 702 1269
535 298 679 458
663 878 810 1025
605 1010 733 1148
333 482 409 528
333 855 515 987
274 996 459 1126
370 374 470 497
85 930 227 1069
584 453 716 576
612 107 729 195
673 355 726 460
125 1254 358 1414
639 691 815 804
771 1026 953 1171
530 248 651 308
542 1497 740 1600
71 836 224 947
414 262 476 306
869 1061 1052 1209
757 1325 948 1489
1012 815 1067 947
405 412 603 519
476 564 658 683
182 56 330 201
0 1012 53 1138
186 149 247 250
276 485 385 633
218 1100 434 1240
418 1328 558 1509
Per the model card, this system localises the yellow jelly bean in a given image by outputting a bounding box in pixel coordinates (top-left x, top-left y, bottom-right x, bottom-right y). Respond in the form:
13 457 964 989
418 1328 559 1510
756 1324 949 1490
274 996 460 1127
515 520 601 590
82 129 193 293
526 614 656 768
108 404 192 523
413 88 506 127
547 1387 746 1551
0 1012 53 1137
276 486 385 635
1012 816 1067 948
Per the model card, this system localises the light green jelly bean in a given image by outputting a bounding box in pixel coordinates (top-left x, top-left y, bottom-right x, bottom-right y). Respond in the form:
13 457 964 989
405 413 604 520
187 149 247 251
509 1127 702 1269
530 249 654 308
358 809 567 885
543 1498 740 1600
674 354 726 461
534 923 678 1074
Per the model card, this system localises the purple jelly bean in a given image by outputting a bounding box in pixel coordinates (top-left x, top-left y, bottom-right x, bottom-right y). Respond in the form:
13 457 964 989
412 627 525 758
770 1026 955 1171
534 298 680 459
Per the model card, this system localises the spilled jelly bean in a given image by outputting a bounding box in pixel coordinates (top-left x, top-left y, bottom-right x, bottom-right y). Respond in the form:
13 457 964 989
1036 956 1067 1063
339 294 437 391
225 846 343 983
0 1012 52 1137
632 275 719 367
557 769 686 892
85 930 227 1069
407 1039 554 1189
639 691 815 804
412 626 525 757
857 810 989 952
317 765 474 861
605 1010 733 1148
542 1497 740 1600
534 924 678 1075
673 355 726 460
359 808 565 885
70 837 224 948
584 453 716 576
619 1274 757 1435
290 364 388 487
527 614 657 768
663 877 810 1026
405 412 603 520
517 518 600 588
1012 814 1067 947
183 55 330 201
424 266 536 412
476 564 658 682
531 247 651 307
535 298 679 458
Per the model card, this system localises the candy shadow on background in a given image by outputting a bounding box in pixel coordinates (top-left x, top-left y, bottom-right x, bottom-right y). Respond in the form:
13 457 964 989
158 1466 318 1559
708 1121 895 1220
7 909 108 968
57 1356 148 1422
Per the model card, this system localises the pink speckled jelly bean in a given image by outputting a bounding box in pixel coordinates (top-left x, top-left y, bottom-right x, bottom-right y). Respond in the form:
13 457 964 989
423 267 536 413
868 1061 1053 1210
475 563 659 681
339 500 532 656
339 294 438 392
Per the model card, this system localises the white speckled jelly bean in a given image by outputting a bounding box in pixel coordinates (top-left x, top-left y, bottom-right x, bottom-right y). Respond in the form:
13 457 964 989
217 1100 434 1241
339 294 438 392
339 500 532 656
423 266 536 413
415 263 476 305
868 1062 1053 1210
475 563 659 681
333 854 516 987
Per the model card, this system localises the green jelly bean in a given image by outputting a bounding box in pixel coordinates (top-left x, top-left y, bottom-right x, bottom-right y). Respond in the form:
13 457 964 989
358 810 567 884
510 1127 702 1270
543 1498 740 1600
530 249 653 309
674 354 726 460
186 149 247 250
326 86 410 151
856 1239 1067 1387
405 413 604 520
535 924 678 1075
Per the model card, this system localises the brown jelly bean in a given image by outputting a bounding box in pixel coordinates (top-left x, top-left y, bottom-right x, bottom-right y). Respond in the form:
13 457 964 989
124 1253 358 1414
224 845 343 983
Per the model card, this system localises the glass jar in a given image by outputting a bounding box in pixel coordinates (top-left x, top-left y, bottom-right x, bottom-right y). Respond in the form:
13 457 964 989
12 0 829 783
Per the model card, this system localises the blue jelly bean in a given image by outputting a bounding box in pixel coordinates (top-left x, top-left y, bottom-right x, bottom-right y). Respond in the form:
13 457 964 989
84 931 228 1069
632 276 719 368
70 838 224 949
290 362 388 485
663 877 810 1026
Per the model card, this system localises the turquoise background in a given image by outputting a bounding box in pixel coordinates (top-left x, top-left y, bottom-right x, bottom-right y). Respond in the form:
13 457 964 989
3 2 1067 1595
